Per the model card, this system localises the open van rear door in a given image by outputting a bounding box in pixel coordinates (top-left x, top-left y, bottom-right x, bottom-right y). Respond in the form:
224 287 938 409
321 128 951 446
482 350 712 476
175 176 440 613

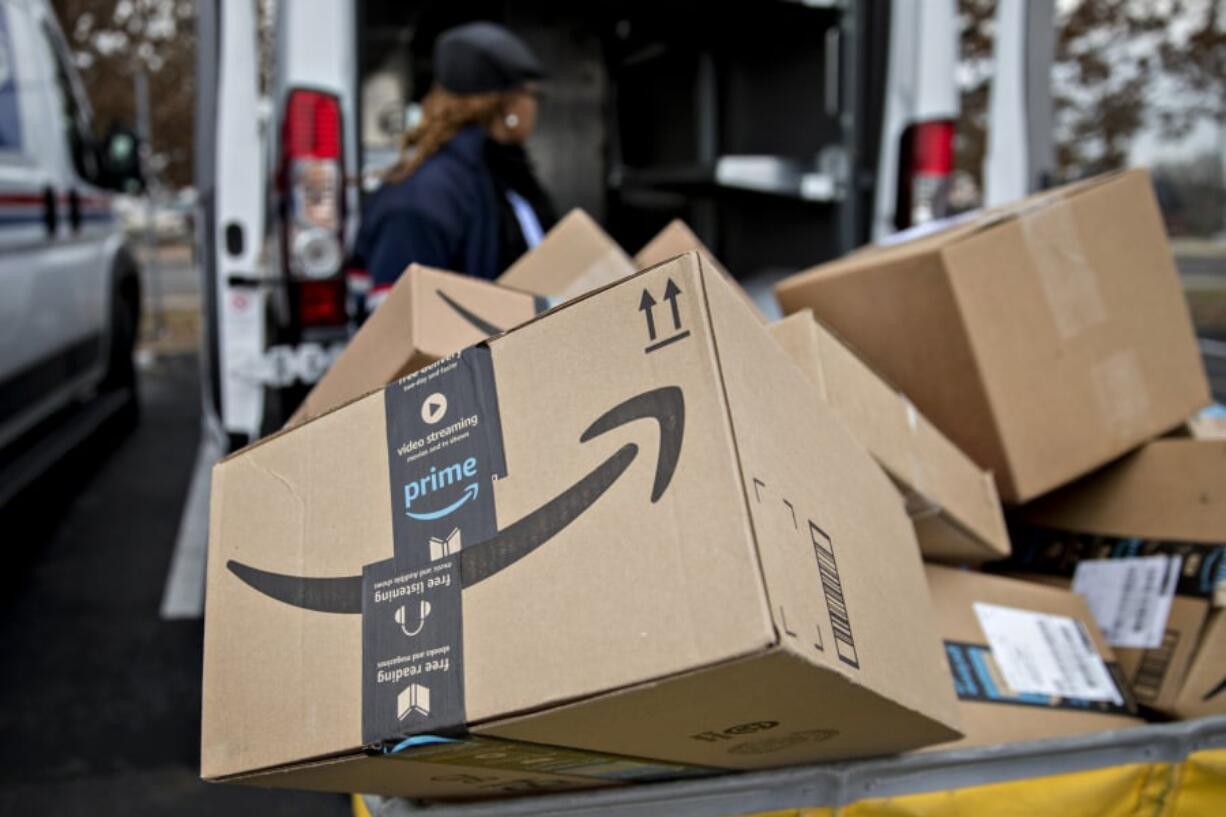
213 0 267 442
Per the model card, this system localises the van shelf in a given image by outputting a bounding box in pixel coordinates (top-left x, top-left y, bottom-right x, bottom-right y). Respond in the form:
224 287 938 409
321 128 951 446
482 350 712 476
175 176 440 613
611 157 841 203
363 715 1226 817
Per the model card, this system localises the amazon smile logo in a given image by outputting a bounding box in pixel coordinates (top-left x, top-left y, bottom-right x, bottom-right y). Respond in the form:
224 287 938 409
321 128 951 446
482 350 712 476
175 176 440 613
404 457 479 520
435 289 550 336
1204 673 1226 702
227 386 685 613
436 290 505 336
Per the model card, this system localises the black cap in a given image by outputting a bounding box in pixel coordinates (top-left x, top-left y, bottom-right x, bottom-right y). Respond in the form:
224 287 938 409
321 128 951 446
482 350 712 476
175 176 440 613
434 22 545 95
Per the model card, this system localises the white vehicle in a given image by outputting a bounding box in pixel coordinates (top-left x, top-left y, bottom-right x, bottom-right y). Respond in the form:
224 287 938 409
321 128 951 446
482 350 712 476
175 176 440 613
195 0 963 448
0 0 142 500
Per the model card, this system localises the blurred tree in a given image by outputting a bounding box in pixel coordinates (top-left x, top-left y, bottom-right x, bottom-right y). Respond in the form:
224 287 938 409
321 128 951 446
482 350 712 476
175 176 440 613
955 0 1216 191
1157 0 1226 136
51 0 195 188
1051 0 1168 177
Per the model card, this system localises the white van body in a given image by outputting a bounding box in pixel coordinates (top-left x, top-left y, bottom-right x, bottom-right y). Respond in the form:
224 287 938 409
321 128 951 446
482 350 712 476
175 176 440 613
0 0 139 456
199 0 964 446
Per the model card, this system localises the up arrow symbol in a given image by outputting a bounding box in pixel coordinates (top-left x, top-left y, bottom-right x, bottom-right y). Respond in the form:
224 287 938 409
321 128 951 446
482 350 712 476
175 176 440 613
663 278 683 331
639 288 658 341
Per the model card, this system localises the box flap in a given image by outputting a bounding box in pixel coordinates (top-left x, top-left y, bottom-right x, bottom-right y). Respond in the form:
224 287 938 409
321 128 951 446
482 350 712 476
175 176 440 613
497 209 636 299
768 312 1009 562
287 265 539 428
1021 438 1226 543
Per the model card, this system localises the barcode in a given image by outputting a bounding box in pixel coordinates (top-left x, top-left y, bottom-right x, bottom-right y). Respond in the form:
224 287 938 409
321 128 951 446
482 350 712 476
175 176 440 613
809 522 858 669
1037 618 1099 695
1130 568 1157 635
1132 629 1179 704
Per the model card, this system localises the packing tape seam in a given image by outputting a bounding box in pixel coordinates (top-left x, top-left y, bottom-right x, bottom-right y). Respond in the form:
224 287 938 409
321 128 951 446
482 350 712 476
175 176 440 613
1091 349 1153 442
1020 196 1107 342
899 397 930 506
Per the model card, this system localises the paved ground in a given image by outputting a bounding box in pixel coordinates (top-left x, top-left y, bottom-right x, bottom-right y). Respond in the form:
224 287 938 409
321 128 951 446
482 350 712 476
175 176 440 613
0 353 348 817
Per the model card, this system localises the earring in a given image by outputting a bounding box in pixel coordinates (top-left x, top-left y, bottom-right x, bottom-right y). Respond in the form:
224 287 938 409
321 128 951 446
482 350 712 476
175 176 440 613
505 113 520 129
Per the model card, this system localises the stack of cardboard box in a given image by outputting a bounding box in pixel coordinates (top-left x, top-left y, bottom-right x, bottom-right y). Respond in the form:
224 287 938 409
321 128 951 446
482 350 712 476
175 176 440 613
202 220 965 800
201 168 1222 802
776 168 1223 747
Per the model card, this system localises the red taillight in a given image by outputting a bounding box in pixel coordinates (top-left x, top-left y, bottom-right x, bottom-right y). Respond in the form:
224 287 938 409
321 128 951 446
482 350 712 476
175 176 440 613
283 90 341 160
895 120 955 231
280 88 346 335
296 278 347 327
911 121 954 176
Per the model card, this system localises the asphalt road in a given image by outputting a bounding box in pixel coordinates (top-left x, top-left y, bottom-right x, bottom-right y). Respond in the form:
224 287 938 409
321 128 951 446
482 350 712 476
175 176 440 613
0 354 348 817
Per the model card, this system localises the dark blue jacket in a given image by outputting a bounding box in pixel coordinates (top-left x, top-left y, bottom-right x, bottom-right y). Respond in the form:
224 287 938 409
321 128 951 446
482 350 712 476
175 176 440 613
357 126 503 287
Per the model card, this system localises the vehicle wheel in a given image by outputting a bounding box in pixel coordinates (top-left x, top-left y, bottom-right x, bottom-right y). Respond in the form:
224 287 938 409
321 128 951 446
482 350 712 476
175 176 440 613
102 278 141 426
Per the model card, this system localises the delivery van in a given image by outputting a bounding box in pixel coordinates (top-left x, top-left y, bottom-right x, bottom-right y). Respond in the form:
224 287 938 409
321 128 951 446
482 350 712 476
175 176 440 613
194 0 962 448
0 0 143 502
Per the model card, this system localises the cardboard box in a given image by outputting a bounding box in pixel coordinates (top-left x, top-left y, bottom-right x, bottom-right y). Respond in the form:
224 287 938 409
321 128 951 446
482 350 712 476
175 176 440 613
1010 438 1226 603
202 253 961 799
287 265 546 427
1117 595 1208 715
1172 610 1226 719
496 209 636 300
997 573 1208 716
634 219 766 322
769 311 1009 563
776 170 1212 502
925 565 1144 749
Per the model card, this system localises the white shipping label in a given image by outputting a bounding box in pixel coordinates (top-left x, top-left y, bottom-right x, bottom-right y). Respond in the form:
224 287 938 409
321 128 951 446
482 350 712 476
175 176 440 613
1072 556 1182 649
973 603 1123 704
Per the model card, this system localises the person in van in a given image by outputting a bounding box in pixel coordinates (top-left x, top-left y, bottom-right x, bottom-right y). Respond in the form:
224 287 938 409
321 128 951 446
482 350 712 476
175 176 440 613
357 21 557 309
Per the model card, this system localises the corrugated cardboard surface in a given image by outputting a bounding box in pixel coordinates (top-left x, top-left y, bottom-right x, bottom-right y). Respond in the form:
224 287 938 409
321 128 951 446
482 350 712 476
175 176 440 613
286 265 539 427
769 311 1009 563
777 170 1211 502
633 219 766 322
1001 573 1209 715
634 219 732 279
485 258 960 769
924 565 1144 748
1021 438 1226 543
202 254 959 797
1173 611 1226 719
1116 595 1208 715
496 209 636 299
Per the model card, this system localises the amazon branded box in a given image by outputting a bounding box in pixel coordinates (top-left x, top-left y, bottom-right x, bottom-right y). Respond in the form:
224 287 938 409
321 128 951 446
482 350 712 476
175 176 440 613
925 566 1144 748
287 266 546 428
634 219 766 322
776 170 1211 502
769 311 1009 564
1008 438 1226 606
203 253 961 800
496 209 636 300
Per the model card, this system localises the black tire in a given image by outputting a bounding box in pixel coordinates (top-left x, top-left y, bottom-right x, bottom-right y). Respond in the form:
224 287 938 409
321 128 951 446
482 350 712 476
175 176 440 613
102 277 141 427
